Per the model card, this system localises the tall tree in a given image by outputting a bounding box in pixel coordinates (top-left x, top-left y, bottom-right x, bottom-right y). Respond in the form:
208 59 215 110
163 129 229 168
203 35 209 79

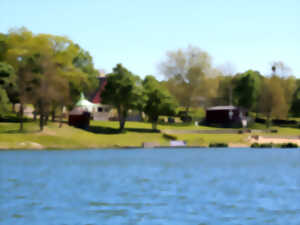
0 63 14 117
4 28 97 131
143 75 177 130
5 28 35 131
101 64 144 131
159 45 220 113
290 86 300 117
214 75 234 106
233 70 262 111
259 76 289 126
72 46 99 97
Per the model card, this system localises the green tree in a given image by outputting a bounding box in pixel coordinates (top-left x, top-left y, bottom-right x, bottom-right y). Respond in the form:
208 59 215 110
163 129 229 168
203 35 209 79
0 62 14 117
259 76 289 126
143 75 177 130
215 75 234 105
72 46 99 97
4 28 35 130
101 64 143 131
0 88 10 117
233 70 262 111
290 86 300 117
159 45 220 113
4 28 96 131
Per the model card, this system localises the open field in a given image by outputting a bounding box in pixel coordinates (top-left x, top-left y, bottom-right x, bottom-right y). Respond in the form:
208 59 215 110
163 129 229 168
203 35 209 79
0 120 299 149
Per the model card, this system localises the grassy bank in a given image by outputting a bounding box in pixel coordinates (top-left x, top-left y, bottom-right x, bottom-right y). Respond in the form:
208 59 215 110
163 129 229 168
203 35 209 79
0 120 299 149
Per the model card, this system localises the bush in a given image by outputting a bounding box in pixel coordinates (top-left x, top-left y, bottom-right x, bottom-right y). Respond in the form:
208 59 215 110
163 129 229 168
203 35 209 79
209 142 228 148
280 143 298 148
250 143 260 148
260 143 273 148
251 143 273 148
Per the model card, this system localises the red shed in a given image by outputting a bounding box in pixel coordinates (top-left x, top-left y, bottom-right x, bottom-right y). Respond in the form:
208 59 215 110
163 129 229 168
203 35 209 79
68 107 91 129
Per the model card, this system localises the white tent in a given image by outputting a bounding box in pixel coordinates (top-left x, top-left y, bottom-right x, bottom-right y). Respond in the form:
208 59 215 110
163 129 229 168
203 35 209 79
75 93 96 112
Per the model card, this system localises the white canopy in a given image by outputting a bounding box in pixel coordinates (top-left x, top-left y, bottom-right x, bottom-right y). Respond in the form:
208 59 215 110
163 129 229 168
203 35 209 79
75 93 96 112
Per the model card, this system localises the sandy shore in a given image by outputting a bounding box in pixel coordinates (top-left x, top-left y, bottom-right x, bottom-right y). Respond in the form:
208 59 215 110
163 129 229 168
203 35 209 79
249 135 300 145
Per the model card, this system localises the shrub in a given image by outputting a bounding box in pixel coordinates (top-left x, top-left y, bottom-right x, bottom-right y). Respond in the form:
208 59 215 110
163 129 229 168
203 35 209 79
250 143 260 148
209 142 228 148
251 143 273 148
280 143 298 148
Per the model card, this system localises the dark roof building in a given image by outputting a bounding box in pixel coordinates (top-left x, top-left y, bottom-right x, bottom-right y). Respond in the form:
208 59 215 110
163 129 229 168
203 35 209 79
206 105 247 124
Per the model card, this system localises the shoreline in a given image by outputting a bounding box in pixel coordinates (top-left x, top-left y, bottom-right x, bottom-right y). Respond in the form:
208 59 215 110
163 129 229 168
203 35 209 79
1 144 300 151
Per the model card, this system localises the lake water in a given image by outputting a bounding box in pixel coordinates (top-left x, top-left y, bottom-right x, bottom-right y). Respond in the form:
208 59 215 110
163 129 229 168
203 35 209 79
1 148 300 225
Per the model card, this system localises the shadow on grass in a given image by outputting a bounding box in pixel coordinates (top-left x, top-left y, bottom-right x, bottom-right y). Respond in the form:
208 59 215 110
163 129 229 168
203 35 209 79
1 129 41 134
87 126 160 134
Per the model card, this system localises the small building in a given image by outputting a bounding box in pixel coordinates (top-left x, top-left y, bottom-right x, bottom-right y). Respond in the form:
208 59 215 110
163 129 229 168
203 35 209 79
68 107 91 129
205 106 247 125
68 93 94 129
91 75 111 121
76 93 96 113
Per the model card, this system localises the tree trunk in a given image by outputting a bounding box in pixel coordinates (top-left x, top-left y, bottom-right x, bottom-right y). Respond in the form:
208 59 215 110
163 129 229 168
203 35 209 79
45 113 49 125
59 105 64 128
117 107 126 131
185 106 190 114
39 104 44 131
12 103 16 113
266 114 271 128
33 104 37 121
51 109 56 122
152 122 157 131
33 111 37 121
19 103 24 132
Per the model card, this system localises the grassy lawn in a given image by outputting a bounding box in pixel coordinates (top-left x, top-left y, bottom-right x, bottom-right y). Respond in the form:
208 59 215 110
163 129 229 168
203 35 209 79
0 120 299 149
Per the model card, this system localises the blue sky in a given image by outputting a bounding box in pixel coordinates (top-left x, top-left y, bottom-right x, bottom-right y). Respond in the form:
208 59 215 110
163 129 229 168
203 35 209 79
1 0 299 79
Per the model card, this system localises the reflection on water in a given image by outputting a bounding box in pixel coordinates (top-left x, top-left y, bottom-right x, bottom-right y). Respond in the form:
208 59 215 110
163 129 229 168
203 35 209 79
1 148 300 225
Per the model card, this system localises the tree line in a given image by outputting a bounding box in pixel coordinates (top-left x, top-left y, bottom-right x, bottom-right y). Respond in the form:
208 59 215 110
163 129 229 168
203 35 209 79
0 28 177 131
159 46 300 124
1 28 299 131
0 28 99 131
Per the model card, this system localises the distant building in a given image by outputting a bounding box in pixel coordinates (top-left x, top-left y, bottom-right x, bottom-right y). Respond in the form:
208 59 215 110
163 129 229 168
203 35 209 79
91 73 143 122
91 75 111 120
205 106 247 125
68 93 94 129
68 107 91 129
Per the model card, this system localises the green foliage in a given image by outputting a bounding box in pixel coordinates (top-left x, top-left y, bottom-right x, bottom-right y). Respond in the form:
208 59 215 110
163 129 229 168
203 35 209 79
216 75 234 105
251 143 273 148
233 70 262 110
0 33 8 61
1 28 99 131
72 46 99 96
0 88 11 117
259 76 289 122
0 62 14 78
160 46 220 112
101 64 144 130
280 143 298 148
290 87 300 117
0 62 14 117
250 143 260 148
209 142 228 148
143 75 177 129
